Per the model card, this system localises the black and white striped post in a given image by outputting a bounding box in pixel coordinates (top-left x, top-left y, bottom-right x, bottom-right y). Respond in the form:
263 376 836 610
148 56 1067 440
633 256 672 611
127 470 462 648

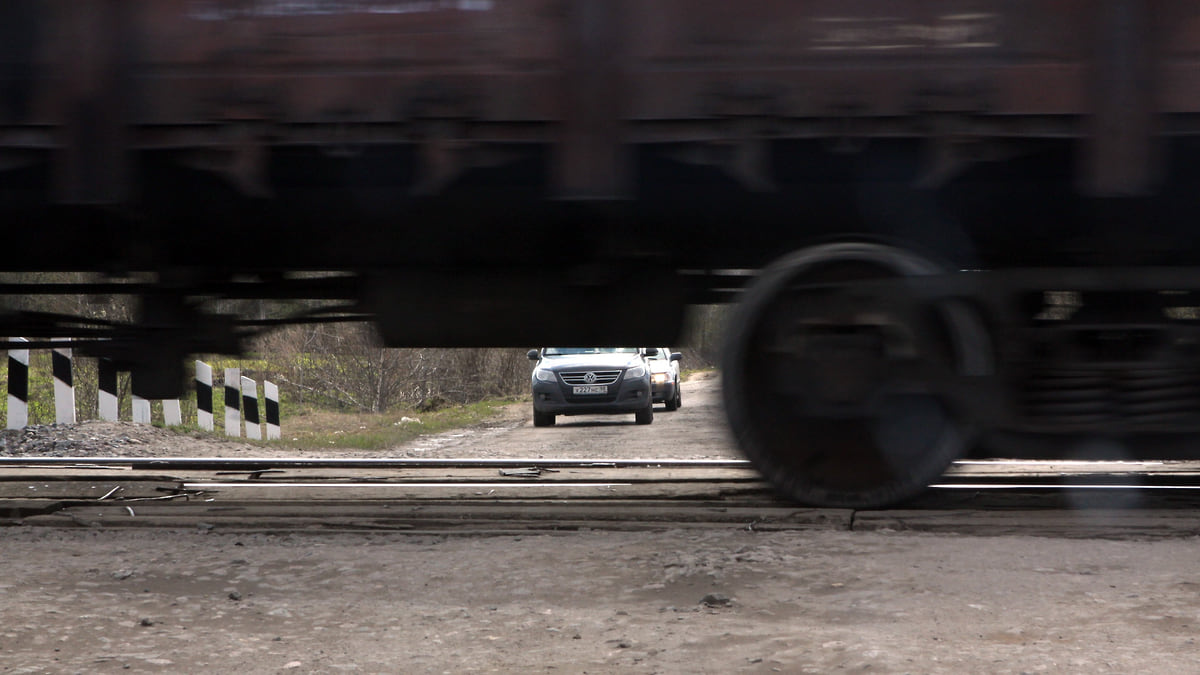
241 375 261 440
98 358 119 422
52 339 76 425
6 338 28 430
264 380 280 440
195 360 213 431
224 368 240 437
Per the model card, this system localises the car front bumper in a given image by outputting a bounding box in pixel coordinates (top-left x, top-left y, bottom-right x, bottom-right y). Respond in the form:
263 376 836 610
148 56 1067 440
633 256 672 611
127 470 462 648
532 378 651 416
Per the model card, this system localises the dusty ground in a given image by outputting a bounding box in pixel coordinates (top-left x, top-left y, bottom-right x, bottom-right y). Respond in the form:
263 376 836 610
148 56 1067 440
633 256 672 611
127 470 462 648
4 373 1200 674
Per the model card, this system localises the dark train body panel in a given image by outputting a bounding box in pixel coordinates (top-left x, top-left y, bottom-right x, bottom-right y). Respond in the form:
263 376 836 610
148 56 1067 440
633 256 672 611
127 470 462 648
2 1 1194 269
4 1 1200 505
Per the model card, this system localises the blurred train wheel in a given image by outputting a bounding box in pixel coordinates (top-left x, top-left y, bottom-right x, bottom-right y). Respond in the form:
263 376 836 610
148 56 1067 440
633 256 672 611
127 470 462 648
722 243 991 508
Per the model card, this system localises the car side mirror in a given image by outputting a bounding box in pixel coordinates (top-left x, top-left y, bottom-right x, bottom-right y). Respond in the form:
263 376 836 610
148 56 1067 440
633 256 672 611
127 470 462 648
670 352 681 362
527 349 540 360
644 347 659 357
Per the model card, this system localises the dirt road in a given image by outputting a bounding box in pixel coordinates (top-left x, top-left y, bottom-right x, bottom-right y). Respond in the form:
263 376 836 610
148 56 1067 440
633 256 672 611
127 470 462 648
4 374 1200 674
397 370 738 461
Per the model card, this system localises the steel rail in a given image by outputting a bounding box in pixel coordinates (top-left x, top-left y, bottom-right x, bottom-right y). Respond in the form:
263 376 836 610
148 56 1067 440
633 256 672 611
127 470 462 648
0 457 754 470
2 457 1190 470
8 458 1200 493
10 458 1200 538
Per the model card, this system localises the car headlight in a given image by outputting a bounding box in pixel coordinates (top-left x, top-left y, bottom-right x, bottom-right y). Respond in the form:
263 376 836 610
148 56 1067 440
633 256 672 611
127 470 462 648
652 372 668 384
625 365 646 379
534 368 558 383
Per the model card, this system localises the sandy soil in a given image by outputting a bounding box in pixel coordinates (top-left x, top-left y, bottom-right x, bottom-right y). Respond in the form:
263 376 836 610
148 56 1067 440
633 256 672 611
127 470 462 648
3 373 1200 674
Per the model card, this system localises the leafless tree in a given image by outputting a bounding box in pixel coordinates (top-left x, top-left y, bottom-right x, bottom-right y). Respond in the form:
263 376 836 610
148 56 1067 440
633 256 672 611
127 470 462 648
253 323 529 413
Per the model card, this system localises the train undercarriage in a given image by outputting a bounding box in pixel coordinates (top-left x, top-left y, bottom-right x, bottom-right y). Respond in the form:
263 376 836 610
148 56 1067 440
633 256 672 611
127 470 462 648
4 135 1200 508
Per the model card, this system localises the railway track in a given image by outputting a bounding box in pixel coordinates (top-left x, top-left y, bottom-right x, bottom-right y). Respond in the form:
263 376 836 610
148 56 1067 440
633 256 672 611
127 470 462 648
4 457 1200 538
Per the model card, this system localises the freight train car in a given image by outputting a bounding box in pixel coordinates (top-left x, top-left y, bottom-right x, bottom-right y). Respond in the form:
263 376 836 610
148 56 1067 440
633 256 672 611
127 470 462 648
2 1 1199 507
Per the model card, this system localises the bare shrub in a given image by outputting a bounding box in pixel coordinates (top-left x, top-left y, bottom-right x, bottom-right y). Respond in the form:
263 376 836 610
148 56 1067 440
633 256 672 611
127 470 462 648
252 303 731 414
252 324 530 413
675 304 729 369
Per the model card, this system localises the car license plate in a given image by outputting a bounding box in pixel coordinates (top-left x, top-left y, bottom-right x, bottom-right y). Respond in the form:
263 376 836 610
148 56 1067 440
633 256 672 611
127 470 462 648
573 385 608 395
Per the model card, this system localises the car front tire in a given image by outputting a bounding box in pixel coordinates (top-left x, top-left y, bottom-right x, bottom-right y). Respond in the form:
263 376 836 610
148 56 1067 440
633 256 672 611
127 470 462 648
635 403 653 425
664 383 679 411
533 409 556 427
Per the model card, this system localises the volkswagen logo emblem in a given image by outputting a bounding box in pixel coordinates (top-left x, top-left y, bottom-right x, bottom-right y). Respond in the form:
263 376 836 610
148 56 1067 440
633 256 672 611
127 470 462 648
584 372 597 384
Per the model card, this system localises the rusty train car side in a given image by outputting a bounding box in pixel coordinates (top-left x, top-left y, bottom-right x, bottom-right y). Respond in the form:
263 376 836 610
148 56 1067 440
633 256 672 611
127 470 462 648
4 1 1200 506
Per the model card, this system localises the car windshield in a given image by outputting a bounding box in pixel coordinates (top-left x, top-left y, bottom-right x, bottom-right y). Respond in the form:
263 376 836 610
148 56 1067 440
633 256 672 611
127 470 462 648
543 347 640 356
647 348 669 359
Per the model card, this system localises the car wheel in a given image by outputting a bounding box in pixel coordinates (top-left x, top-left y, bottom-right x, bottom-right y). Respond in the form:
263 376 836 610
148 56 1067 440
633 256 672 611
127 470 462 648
664 384 679 411
635 403 653 425
533 409 556 427
674 382 682 409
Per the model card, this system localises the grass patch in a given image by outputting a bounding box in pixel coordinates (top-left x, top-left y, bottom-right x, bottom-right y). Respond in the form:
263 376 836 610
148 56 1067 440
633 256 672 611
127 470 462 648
280 398 520 451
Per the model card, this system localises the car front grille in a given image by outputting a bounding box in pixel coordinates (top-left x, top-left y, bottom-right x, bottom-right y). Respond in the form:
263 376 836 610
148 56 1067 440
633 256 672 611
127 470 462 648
560 370 622 386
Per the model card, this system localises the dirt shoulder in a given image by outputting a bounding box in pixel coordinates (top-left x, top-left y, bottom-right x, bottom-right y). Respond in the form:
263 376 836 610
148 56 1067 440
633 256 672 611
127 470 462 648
4 526 1200 674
